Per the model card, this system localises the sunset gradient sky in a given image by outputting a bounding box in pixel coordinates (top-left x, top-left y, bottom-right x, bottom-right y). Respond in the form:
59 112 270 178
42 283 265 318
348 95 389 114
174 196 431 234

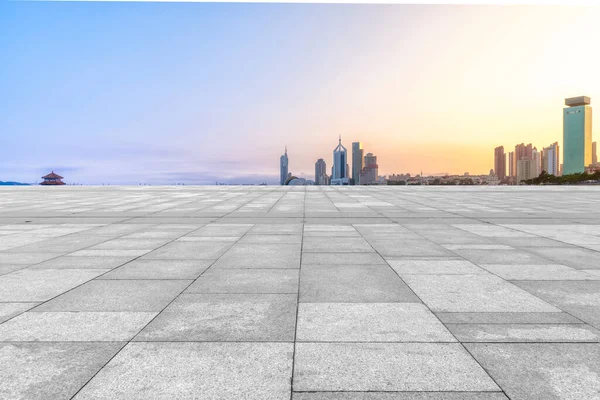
1 2 599 184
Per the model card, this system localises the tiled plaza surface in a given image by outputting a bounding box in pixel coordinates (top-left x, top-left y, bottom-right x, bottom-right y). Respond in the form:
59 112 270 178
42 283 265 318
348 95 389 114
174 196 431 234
1 186 600 400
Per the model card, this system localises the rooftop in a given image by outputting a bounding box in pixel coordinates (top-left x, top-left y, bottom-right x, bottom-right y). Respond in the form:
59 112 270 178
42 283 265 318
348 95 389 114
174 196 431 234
565 95 591 107
1 186 600 399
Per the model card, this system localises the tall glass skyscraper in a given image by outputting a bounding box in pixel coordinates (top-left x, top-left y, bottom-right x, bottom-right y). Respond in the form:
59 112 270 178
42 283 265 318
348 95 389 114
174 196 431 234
563 96 592 175
331 136 349 185
351 142 363 185
280 147 288 185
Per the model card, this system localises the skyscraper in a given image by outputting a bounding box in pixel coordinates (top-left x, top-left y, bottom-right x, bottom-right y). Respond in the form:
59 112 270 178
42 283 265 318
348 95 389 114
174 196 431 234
542 142 560 176
315 158 328 185
517 159 536 184
279 147 288 185
352 142 364 185
359 152 379 185
593 141 598 165
331 136 349 185
494 146 506 180
508 151 515 179
563 96 592 175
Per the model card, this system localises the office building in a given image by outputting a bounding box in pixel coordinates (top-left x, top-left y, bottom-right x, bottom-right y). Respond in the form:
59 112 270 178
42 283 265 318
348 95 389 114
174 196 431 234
331 136 350 185
516 159 536 184
494 146 506 180
508 151 515 179
542 142 560 176
279 147 289 185
593 141 598 165
352 142 364 185
532 147 541 178
563 96 592 175
315 158 329 185
359 152 379 185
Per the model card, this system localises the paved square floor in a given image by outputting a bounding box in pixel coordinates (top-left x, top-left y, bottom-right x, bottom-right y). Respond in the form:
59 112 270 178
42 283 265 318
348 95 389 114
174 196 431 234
1 186 600 400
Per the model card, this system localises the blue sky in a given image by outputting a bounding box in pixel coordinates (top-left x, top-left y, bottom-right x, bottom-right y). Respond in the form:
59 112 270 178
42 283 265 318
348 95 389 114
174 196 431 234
1 2 599 184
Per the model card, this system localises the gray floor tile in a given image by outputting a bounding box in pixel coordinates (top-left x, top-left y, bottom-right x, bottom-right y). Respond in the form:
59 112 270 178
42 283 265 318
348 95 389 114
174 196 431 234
100 259 212 279
0 302 39 323
466 343 600 399
293 343 499 392
297 303 455 342
0 342 123 400
435 312 582 324
187 268 298 293
214 243 301 268
292 393 509 400
30 256 134 270
448 323 600 342
73 342 293 400
300 265 420 303
402 275 560 312
388 259 486 275
34 279 190 311
0 312 156 341
479 264 600 281
0 269 109 302
136 293 297 341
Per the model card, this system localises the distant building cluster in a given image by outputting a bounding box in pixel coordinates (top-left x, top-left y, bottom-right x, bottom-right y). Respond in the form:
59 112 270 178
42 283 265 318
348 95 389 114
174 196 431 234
493 96 598 185
279 136 384 186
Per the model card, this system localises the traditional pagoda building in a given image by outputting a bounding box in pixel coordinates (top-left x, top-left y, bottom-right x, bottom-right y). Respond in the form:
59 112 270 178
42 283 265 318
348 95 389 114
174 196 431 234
40 171 65 185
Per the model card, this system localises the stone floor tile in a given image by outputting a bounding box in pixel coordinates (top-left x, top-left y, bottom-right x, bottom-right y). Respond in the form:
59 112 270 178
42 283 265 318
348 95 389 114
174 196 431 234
300 265 420 303
388 259 486 275
0 342 123 400
136 293 297 341
402 274 560 312
293 343 499 392
0 312 156 341
141 241 232 260
34 279 190 312
297 303 455 342
466 343 600 399
187 268 298 293
30 256 133 270
100 259 212 280
0 302 39 323
479 264 600 280
213 243 301 268
0 269 109 302
435 312 582 324
73 342 293 400
292 393 509 400
447 323 600 342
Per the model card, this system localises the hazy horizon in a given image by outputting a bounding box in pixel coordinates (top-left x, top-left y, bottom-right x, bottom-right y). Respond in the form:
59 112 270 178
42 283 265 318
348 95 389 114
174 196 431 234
1 2 599 184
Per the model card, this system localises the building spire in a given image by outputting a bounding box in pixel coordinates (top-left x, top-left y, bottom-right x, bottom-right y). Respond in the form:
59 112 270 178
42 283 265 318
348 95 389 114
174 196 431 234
285 146 287 155
339 135 341 145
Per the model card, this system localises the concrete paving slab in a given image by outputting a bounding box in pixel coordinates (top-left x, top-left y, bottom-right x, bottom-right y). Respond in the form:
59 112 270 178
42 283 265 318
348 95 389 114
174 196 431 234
297 303 455 342
0 269 109 302
99 259 212 280
479 264 600 281
73 342 293 400
136 293 297 341
435 312 583 324
293 343 499 392
213 243 301 268
30 256 133 270
514 281 600 329
0 312 156 341
187 268 298 293
388 259 486 275
466 343 600 400
447 323 600 342
292 393 509 400
0 302 39 323
0 342 123 400
300 265 420 303
402 275 560 312
34 279 190 311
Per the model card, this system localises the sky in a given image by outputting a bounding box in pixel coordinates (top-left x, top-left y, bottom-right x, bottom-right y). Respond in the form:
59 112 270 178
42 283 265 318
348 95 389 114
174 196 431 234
1 2 599 184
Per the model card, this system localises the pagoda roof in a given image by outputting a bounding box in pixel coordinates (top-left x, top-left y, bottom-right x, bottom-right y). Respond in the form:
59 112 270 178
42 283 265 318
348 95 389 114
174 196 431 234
42 171 64 179
40 180 65 185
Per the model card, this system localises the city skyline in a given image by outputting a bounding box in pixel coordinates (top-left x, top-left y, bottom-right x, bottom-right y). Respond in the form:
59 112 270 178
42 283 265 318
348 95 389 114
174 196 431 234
2 3 600 184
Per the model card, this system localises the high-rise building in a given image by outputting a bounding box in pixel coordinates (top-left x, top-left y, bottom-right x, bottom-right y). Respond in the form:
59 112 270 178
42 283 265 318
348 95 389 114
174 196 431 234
359 153 379 185
593 141 598 165
542 142 560 176
515 143 533 163
532 147 541 178
331 136 350 185
517 159 536 184
351 142 364 185
494 146 506 180
279 147 289 185
563 96 592 175
315 158 328 185
508 152 515 178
